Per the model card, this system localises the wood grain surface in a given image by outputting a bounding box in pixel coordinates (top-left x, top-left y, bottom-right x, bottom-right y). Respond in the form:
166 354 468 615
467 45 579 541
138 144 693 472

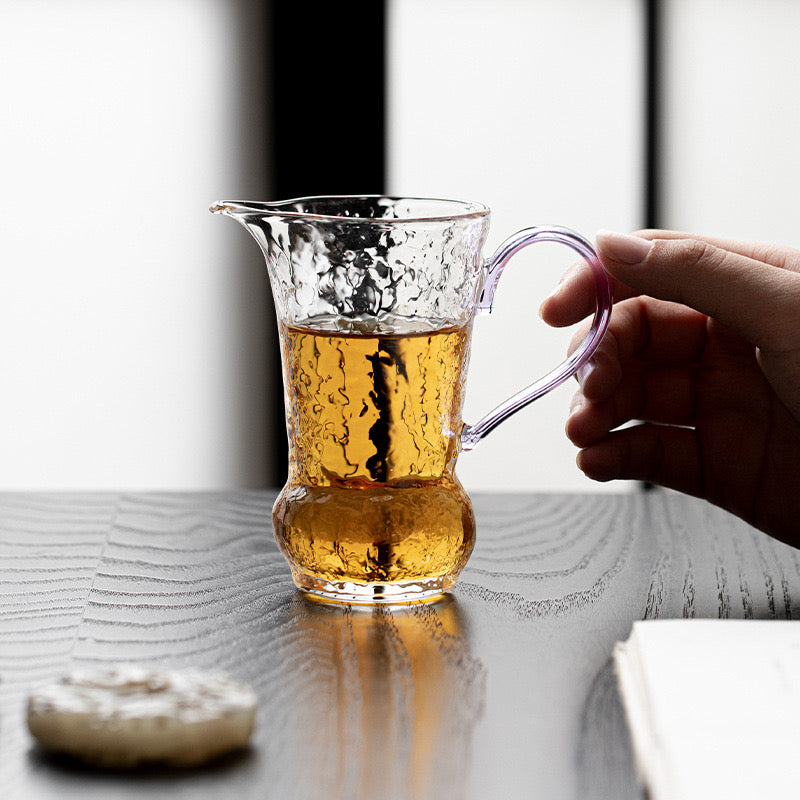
1 490 797 799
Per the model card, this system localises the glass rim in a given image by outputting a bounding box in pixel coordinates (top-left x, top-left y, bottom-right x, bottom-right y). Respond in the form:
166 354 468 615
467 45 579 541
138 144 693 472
209 195 491 223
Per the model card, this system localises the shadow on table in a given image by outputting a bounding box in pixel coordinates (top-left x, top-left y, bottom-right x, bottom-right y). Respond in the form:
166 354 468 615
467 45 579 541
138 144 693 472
25 743 260 799
27 744 255 779
577 657 642 800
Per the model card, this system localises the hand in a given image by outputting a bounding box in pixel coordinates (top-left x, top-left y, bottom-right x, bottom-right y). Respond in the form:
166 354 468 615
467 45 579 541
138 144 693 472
540 229 800 545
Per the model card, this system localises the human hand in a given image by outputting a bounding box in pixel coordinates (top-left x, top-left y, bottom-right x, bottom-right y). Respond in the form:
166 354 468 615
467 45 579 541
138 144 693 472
540 229 800 545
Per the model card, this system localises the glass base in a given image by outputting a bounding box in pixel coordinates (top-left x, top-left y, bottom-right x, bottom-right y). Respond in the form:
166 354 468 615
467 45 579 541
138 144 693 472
294 572 454 605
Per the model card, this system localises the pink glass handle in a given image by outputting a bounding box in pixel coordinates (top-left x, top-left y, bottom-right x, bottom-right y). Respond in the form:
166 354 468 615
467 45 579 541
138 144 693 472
460 226 611 451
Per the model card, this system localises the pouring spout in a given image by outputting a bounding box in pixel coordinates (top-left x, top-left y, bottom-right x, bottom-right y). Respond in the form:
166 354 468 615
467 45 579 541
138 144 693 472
209 200 230 215
210 198 287 269
209 200 269 217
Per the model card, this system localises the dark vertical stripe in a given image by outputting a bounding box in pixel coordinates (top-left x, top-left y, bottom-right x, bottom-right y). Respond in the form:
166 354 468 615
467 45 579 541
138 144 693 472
644 0 662 230
231 2 274 489
268 1 387 484
642 0 662 493
270 1 386 199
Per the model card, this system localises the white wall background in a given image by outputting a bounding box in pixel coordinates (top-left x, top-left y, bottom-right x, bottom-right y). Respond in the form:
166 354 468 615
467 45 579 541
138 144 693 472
0 0 273 490
3 1 798 492
388 0 800 493
388 0 643 492
662 0 800 247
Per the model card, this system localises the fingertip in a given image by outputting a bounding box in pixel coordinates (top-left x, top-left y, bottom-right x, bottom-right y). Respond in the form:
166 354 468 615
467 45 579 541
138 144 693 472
566 392 615 448
540 262 598 327
576 349 622 404
576 361 596 394
565 394 587 444
576 443 618 482
538 291 561 325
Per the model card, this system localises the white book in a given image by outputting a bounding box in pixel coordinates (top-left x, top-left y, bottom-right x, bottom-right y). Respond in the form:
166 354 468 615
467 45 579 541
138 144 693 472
614 619 800 800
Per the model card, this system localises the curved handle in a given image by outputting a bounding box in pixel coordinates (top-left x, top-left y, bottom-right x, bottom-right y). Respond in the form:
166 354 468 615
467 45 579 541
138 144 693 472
460 226 611 451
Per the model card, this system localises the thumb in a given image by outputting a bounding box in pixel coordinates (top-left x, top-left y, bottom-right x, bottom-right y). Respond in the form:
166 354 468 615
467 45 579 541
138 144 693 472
594 230 800 352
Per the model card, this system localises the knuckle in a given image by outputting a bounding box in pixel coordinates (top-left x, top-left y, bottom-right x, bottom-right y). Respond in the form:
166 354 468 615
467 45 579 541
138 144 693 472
764 243 800 273
661 238 725 272
763 278 800 352
650 238 729 313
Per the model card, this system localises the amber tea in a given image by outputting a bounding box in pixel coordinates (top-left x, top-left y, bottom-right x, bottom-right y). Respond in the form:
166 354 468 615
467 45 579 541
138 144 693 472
211 195 611 603
273 318 476 598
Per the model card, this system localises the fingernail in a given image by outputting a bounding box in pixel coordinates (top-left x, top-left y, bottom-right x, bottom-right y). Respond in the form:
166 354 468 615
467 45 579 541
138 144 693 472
596 230 652 265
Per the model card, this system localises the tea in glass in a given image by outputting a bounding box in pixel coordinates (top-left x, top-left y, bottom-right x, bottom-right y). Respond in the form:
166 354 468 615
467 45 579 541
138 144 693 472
211 196 610 603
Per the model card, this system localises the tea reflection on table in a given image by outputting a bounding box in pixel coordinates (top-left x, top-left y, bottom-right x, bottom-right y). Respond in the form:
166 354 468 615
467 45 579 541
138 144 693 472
276 595 486 800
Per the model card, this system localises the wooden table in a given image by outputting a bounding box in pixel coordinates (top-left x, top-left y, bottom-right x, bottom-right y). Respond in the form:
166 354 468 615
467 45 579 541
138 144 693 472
2 490 798 799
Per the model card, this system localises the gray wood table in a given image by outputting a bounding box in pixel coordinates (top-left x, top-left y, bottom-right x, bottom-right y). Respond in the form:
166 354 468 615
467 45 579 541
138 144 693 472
2 491 798 799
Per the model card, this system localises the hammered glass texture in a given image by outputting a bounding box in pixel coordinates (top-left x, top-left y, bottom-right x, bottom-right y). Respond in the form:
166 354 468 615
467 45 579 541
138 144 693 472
223 198 490 329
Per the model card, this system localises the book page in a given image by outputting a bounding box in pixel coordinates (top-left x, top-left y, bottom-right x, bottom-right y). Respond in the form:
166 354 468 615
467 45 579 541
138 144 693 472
614 620 800 800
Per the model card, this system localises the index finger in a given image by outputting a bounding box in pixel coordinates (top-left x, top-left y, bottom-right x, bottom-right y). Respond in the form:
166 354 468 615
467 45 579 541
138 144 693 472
598 232 800 353
540 229 800 329
636 229 800 273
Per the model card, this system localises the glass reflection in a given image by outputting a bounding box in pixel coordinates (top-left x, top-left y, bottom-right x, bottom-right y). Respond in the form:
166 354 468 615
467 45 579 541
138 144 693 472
281 595 485 800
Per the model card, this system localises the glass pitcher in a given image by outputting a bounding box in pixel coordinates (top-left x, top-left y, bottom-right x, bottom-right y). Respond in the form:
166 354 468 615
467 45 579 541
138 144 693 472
211 196 610 604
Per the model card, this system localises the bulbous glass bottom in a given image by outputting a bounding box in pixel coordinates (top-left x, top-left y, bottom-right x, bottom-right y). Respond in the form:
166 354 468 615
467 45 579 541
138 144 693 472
273 481 475 606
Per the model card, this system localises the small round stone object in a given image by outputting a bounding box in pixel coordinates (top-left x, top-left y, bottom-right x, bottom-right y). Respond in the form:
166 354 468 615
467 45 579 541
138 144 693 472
27 665 257 768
